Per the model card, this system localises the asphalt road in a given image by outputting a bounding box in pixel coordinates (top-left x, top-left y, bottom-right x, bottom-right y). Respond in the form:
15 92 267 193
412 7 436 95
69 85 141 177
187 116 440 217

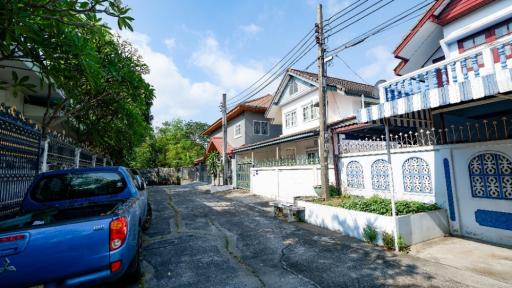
122 184 503 288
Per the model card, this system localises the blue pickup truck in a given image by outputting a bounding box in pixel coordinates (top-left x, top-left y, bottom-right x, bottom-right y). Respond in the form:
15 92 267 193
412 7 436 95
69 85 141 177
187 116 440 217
0 167 152 288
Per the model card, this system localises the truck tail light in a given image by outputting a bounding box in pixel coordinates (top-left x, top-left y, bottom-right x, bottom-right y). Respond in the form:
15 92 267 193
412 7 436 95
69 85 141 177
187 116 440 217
109 217 127 251
0 235 26 243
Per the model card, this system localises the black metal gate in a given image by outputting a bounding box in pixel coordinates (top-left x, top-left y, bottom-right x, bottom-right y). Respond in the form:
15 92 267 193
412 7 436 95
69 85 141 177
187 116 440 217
236 162 252 189
0 106 41 216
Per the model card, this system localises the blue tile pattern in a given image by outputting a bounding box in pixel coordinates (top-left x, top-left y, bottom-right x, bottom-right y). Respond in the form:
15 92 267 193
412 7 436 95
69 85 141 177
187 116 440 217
469 152 512 200
346 161 364 189
371 159 390 191
402 157 432 193
475 209 512 231
443 158 456 221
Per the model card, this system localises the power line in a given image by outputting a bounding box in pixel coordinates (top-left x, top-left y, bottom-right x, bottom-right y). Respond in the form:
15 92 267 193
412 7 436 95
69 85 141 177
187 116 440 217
227 28 315 104
228 40 317 109
228 0 430 107
336 55 369 84
227 0 375 107
325 0 395 38
327 0 433 56
324 0 388 35
303 0 431 70
324 0 369 25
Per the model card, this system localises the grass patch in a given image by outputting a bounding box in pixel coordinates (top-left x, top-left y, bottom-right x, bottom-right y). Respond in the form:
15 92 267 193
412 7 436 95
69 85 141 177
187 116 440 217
310 195 439 216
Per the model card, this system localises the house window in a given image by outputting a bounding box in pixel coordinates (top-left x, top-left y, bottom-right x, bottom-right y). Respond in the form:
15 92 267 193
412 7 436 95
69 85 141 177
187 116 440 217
288 79 298 95
285 110 297 128
302 102 319 122
346 161 364 189
234 123 242 138
403 157 432 194
253 121 268 135
495 20 512 39
461 33 486 51
469 152 512 200
306 150 318 164
371 159 390 191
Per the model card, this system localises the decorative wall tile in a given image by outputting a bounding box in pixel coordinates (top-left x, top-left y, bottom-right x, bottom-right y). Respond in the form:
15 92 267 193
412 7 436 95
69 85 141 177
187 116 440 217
371 159 390 191
469 152 512 200
346 161 364 189
402 157 432 193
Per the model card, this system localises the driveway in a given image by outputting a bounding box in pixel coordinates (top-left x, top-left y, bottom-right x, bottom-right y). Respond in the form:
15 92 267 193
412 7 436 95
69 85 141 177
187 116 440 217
127 184 510 288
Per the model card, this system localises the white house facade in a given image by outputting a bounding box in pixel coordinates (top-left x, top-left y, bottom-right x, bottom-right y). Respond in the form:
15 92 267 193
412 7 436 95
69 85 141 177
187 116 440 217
233 68 375 200
341 0 512 246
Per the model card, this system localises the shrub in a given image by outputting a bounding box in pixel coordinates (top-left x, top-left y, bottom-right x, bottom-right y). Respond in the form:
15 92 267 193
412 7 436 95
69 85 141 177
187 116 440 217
328 185 341 197
362 224 378 245
382 232 408 252
311 195 439 216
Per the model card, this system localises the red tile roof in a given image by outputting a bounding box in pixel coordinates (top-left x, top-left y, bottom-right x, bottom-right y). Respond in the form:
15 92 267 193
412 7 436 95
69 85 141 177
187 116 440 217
206 136 233 155
202 94 273 136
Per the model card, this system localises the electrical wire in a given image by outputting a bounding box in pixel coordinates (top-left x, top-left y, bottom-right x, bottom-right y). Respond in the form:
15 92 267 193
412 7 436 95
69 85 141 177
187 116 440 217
227 28 315 104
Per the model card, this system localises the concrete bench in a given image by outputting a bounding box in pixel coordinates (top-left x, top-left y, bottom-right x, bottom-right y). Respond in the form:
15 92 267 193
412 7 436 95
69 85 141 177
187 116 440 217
269 201 304 222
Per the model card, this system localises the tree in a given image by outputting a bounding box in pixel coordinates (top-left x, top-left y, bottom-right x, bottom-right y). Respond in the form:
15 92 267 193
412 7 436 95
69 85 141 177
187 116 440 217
0 1 155 163
206 151 221 185
128 119 209 169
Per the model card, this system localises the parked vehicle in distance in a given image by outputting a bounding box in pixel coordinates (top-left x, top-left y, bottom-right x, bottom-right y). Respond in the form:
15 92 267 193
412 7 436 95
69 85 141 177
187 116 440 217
0 167 152 288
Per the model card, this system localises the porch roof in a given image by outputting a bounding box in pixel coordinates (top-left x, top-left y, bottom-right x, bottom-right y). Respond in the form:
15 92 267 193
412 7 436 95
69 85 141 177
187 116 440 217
233 129 319 153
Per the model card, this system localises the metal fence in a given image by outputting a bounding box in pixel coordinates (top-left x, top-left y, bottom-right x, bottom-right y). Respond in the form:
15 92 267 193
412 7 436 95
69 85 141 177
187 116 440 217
0 105 41 216
341 115 512 154
0 105 110 217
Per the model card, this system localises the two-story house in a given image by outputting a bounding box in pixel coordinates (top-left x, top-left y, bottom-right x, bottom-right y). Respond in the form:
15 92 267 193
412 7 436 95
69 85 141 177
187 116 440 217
233 68 375 197
199 94 281 184
337 0 512 246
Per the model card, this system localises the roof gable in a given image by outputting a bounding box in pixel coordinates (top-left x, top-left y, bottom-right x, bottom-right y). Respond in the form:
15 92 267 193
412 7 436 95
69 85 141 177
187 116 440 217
202 94 273 136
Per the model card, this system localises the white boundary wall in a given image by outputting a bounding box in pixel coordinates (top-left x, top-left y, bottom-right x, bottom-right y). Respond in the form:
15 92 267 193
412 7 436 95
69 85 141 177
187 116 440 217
298 200 449 245
339 139 512 246
250 165 335 203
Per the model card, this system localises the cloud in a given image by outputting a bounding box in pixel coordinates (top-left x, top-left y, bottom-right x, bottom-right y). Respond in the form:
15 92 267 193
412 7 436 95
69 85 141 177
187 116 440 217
192 35 266 91
239 23 263 34
118 31 223 126
357 45 399 84
306 0 350 17
118 31 269 126
164 38 176 49
325 0 351 17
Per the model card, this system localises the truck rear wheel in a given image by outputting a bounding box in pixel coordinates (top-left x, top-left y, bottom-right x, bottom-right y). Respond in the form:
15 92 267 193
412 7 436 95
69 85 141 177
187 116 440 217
126 230 143 281
142 203 152 231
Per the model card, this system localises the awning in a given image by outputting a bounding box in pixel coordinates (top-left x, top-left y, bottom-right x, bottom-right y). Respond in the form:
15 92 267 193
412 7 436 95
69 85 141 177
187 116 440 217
357 73 501 123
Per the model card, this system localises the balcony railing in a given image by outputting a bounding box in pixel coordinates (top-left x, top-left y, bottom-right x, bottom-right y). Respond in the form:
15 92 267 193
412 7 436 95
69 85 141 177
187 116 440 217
379 34 512 103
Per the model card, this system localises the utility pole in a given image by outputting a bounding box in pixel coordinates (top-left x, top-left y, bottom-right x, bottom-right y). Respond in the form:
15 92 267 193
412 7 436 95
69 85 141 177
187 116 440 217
316 4 330 200
221 93 228 185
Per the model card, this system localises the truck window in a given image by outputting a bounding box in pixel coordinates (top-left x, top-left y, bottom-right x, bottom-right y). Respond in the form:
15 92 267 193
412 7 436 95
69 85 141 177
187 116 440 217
31 172 127 202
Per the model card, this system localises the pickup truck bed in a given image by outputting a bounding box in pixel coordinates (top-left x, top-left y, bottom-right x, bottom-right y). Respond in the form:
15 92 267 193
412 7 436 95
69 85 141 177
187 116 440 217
0 201 121 232
0 167 149 288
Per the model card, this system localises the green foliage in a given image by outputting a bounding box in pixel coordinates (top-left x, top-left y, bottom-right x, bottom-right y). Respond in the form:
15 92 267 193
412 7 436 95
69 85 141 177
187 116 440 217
312 195 439 216
382 232 408 252
128 119 209 169
207 151 221 184
0 0 154 163
328 185 341 197
362 224 378 245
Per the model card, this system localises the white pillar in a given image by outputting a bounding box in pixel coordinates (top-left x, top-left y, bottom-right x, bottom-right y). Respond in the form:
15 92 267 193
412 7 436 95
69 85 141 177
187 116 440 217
103 158 107 167
92 155 97 167
41 138 50 172
385 119 399 252
74 148 81 168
